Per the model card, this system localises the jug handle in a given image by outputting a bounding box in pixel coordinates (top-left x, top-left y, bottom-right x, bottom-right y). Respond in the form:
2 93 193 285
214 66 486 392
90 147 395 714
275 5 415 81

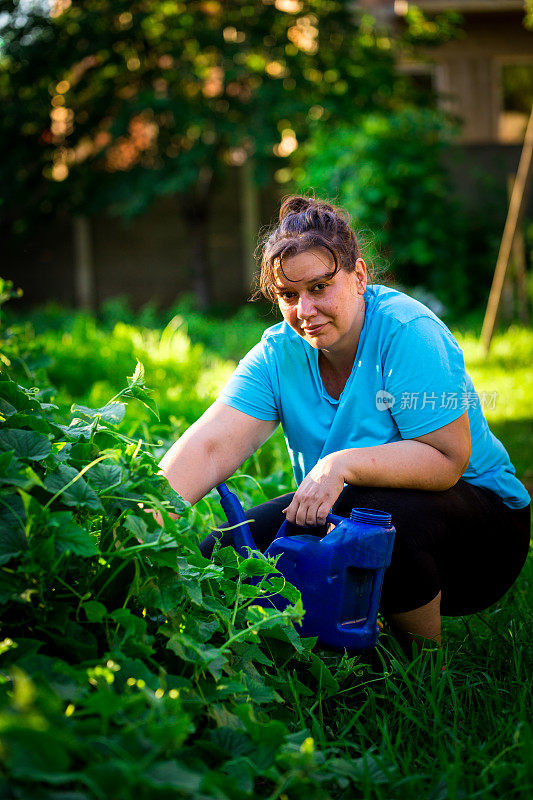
216 483 257 558
275 512 344 539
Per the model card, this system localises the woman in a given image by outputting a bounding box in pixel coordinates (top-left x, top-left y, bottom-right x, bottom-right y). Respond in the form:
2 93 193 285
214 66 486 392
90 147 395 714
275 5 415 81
160 196 531 653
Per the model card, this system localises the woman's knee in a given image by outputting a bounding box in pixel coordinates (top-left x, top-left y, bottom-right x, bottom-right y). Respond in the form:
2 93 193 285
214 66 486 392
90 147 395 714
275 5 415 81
198 527 235 559
379 543 441 615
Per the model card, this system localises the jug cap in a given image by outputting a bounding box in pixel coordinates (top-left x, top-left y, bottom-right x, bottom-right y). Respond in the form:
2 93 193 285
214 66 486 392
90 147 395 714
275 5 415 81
350 507 392 525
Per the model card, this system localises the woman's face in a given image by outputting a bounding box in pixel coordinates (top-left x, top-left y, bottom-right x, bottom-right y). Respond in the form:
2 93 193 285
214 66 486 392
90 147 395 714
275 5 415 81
272 248 367 355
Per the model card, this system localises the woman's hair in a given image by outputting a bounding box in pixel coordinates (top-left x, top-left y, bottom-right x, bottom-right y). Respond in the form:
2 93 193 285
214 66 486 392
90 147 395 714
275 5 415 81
255 194 364 301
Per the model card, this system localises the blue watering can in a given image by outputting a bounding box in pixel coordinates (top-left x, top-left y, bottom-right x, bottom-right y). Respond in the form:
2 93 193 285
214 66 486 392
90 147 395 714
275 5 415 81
216 483 395 652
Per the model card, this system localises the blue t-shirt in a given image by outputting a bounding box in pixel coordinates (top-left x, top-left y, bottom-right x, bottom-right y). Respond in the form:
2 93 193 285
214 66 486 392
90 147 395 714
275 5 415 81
219 284 530 510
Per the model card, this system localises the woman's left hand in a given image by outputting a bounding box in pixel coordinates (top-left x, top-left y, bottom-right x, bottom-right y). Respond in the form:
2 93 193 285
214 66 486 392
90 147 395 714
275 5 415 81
283 453 345 527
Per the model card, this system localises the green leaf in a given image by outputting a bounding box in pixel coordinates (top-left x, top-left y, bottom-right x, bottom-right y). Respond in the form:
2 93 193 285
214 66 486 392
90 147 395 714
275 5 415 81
3 412 54 434
119 363 159 418
245 604 285 628
127 361 145 389
143 761 203 792
0 428 51 461
0 381 40 414
197 618 220 642
83 600 107 622
308 652 340 696
0 456 42 491
0 493 26 533
209 728 254 758
125 385 160 419
0 525 28 565
182 580 203 606
82 688 124 719
242 668 284 704
85 761 131 797
0 451 13 471
238 583 262 599
56 421 95 440
44 465 104 511
71 402 126 425
6 730 72 781
232 640 273 667
0 397 16 417
0 571 21 603
123 514 149 541
202 596 232 621
233 703 288 753
48 512 99 557
266 574 301 604
166 634 226 680
162 485 190 514
328 752 398 785
110 608 147 638
239 557 278 577
85 462 122 493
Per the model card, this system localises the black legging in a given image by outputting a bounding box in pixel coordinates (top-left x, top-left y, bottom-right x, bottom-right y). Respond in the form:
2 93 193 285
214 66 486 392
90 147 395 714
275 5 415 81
199 480 531 616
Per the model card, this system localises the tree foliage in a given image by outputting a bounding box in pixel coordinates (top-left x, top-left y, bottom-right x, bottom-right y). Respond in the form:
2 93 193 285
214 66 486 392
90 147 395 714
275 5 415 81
0 0 405 235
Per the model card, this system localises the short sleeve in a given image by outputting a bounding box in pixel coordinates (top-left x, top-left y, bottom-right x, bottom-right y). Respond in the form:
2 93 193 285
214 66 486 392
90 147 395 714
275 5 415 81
383 316 468 438
218 340 280 422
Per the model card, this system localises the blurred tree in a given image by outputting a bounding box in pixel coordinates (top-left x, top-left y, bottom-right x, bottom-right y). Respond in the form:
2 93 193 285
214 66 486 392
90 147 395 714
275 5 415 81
0 0 409 305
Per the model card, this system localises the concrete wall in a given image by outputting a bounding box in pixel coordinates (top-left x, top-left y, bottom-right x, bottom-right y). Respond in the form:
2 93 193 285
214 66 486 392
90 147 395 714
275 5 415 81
4 168 283 311
3 147 528 312
445 143 524 212
3 213 76 308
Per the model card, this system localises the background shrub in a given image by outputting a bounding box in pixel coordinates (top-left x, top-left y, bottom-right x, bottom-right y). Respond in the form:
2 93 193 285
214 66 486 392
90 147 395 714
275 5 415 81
293 108 471 313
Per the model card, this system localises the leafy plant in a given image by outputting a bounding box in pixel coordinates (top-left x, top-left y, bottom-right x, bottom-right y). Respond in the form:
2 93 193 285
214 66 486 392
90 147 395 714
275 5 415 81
0 281 375 798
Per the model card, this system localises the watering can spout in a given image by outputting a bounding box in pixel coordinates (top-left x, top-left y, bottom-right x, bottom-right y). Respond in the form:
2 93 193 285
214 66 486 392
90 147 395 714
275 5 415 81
216 483 257 557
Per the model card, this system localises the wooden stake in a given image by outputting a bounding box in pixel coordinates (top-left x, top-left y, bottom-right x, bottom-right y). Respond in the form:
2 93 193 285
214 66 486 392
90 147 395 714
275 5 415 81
481 106 533 353
512 219 530 326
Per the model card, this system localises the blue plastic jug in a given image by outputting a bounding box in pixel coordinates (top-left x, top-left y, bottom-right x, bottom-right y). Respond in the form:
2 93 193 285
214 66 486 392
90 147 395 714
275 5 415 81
216 483 395 652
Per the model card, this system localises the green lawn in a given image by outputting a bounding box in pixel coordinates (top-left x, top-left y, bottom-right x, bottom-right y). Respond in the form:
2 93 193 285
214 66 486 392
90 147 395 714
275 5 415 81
457 325 533 489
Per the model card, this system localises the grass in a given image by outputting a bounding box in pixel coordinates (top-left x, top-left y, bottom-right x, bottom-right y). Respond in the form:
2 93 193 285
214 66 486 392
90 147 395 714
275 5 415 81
10 300 533 799
457 324 533 488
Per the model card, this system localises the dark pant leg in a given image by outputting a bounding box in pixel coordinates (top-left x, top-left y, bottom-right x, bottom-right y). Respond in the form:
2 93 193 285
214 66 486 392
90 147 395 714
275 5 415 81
330 481 531 616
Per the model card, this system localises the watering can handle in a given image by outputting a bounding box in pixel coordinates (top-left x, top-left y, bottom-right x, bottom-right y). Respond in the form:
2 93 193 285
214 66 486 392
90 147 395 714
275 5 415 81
275 512 345 540
216 483 345 554
216 483 257 558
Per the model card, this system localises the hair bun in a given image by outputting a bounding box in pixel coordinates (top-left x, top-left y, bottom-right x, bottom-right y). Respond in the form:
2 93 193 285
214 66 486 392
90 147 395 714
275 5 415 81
279 195 337 222
279 196 313 221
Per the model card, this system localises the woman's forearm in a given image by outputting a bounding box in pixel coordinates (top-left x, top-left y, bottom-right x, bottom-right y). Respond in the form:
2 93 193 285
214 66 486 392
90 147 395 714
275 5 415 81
283 414 471 526
331 439 465 492
158 429 223 507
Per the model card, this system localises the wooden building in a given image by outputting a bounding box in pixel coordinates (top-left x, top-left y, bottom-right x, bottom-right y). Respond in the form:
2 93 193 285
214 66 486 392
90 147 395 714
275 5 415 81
384 0 533 145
